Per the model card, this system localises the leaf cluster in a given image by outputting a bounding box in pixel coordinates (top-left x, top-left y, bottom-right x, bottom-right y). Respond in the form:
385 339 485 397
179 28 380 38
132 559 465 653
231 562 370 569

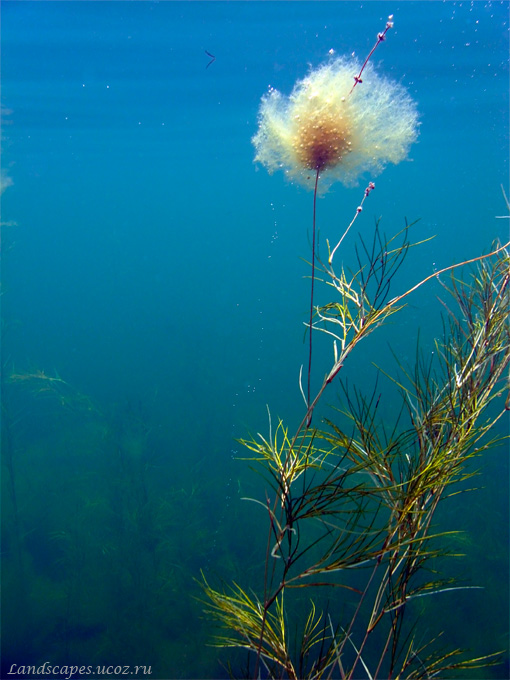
202 225 510 679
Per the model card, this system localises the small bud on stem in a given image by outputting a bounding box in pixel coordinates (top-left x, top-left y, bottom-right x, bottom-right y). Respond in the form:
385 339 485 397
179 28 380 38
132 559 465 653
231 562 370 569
350 15 394 95
328 181 376 264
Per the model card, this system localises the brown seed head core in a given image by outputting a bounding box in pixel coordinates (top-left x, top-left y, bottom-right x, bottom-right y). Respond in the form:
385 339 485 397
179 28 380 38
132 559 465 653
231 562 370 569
293 111 352 172
252 56 418 191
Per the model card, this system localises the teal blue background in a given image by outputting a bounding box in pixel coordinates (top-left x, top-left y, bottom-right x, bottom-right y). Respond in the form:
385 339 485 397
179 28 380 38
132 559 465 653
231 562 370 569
2 2 508 678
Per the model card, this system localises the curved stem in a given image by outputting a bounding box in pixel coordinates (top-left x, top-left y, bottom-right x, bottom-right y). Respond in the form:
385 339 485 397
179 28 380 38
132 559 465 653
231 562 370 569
307 168 320 426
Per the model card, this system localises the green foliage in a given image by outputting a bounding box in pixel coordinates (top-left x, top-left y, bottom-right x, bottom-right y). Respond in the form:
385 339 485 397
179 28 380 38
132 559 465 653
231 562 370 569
201 223 510 679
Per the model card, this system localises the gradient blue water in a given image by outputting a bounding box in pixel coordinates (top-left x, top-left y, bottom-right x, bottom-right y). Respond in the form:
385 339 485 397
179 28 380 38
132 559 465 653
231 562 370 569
2 2 509 678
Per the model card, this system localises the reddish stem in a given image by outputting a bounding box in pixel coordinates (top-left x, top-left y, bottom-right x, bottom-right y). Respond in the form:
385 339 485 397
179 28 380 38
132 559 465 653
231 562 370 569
350 15 394 95
307 168 320 426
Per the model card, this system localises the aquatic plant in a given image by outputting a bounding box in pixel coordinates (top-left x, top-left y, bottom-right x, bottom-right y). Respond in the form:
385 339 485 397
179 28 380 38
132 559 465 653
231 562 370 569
253 15 418 413
252 19 417 193
202 18 510 680
203 223 509 678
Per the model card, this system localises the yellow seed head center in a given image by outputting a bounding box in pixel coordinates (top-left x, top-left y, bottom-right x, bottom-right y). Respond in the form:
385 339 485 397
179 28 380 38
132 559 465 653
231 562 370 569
293 111 352 172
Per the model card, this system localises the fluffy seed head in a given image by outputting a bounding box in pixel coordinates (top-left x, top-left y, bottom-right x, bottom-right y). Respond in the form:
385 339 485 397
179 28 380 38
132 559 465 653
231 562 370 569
253 56 419 193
